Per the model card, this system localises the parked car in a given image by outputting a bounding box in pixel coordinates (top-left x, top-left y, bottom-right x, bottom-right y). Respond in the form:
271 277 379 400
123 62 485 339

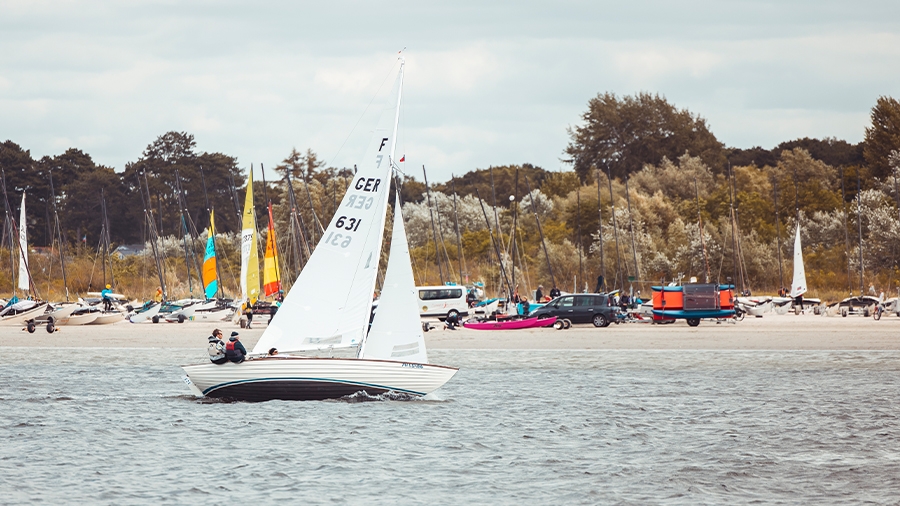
417 285 470 321
530 294 618 327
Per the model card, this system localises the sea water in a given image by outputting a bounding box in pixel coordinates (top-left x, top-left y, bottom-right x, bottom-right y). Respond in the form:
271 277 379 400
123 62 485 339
1 348 898 505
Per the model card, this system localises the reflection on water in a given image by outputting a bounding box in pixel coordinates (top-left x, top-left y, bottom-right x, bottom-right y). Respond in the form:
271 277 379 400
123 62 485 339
1 348 898 504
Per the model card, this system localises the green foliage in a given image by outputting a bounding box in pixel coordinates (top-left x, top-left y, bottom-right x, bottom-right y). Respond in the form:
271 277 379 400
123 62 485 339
864 96 900 179
564 92 725 182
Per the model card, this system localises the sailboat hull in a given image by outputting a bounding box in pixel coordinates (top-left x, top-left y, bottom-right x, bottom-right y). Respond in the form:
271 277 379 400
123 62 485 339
182 357 458 402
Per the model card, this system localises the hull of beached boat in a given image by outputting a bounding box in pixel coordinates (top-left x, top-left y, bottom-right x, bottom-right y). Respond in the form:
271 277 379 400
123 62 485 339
181 357 459 402
0 303 49 325
189 308 233 322
129 303 161 323
63 312 99 325
89 312 125 325
462 316 556 330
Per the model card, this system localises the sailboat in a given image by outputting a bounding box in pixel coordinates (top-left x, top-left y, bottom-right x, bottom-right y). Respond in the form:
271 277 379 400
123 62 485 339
181 60 458 401
202 209 219 300
1 193 49 326
263 203 282 297
240 170 260 306
786 224 820 313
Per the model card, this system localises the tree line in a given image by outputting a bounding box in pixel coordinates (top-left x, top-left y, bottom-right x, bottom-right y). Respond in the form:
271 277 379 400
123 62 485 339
1 93 899 300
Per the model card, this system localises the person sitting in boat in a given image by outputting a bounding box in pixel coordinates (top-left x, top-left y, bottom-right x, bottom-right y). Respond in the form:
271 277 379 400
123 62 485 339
225 331 247 363
207 328 227 365
535 285 544 302
101 284 114 311
549 286 561 299
268 347 279 356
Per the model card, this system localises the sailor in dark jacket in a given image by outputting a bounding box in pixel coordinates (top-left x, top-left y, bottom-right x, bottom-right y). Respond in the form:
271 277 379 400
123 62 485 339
225 331 247 363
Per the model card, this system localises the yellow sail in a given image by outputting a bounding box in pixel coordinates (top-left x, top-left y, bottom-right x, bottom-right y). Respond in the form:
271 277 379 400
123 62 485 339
240 170 260 304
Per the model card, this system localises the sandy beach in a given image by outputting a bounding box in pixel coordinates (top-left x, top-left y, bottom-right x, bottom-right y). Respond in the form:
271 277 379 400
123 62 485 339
2 313 898 350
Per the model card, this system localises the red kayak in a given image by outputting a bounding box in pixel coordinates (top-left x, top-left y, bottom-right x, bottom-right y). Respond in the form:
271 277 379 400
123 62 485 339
463 316 557 330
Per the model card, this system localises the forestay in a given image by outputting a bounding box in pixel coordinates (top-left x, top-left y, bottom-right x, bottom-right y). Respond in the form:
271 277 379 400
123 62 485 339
252 62 404 354
361 193 428 363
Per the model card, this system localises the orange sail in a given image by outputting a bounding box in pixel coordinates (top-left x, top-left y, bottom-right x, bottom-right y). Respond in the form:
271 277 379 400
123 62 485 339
263 203 282 297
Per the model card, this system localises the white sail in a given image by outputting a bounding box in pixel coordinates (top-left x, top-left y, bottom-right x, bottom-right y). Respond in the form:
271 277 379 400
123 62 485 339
252 62 404 354
361 194 428 363
790 224 807 298
18 193 29 292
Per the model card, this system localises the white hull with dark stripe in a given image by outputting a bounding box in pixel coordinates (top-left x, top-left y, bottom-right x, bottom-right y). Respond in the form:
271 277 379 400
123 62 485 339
182 356 458 402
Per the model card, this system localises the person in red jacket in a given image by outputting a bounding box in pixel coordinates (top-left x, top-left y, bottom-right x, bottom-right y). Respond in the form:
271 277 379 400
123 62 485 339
225 331 247 363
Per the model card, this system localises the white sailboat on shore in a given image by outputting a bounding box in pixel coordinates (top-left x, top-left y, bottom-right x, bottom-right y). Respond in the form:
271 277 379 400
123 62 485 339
181 60 458 401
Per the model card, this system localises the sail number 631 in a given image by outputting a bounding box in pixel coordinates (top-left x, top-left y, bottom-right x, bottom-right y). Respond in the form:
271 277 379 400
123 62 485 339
325 216 362 248
335 216 362 232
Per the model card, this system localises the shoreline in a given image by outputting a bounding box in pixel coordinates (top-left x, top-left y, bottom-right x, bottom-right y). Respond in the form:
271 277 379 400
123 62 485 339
1 313 898 351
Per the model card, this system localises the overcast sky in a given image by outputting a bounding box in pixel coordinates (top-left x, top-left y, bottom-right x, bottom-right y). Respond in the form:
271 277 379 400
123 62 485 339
2 0 899 182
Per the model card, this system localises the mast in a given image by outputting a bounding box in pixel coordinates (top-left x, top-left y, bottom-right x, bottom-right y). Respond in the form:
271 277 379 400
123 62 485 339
476 188 513 299
605 166 624 289
451 176 465 285
422 165 444 284
773 176 783 290
524 174 556 291
694 178 710 283
576 186 583 292
138 172 167 301
199 166 224 298
49 170 70 301
512 168 519 293
595 168 606 292
857 172 864 295
624 174 640 290
840 167 852 295
727 165 739 290
260 163 282 293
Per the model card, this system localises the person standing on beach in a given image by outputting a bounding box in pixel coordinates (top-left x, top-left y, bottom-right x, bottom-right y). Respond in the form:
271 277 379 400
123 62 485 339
225 331 247 363
535 285 544 303
549 286 561 299
207 329 227 365
244 303 254 329
101 284 114 311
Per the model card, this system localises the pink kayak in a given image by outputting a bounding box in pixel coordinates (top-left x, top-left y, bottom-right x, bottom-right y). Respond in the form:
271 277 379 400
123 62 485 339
463 316 557 330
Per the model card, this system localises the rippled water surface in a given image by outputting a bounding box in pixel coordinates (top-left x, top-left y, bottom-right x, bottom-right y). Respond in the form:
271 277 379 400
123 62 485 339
1 348 898 505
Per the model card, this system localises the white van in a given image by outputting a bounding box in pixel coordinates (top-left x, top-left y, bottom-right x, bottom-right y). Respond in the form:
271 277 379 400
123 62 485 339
417 286 469 320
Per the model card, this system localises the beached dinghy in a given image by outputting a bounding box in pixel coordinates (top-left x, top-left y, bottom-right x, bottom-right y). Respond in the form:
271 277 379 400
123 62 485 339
463 316 557 330
182 61 457 401
0 300 49 325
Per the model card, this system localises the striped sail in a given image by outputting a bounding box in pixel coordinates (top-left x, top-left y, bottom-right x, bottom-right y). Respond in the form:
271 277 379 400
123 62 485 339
263 203 282 297
241 171 260 304
202 209 218 300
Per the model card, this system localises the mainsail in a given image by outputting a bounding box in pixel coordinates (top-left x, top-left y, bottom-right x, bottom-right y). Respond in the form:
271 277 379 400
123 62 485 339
18 193 29 293
240 171 260 304
202 209 218 300
790 224 807 298
252 61 404 354
263 203 282 297
361 193 428 363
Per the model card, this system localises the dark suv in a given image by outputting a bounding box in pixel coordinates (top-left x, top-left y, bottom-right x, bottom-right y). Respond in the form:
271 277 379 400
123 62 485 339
531 294 619 327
